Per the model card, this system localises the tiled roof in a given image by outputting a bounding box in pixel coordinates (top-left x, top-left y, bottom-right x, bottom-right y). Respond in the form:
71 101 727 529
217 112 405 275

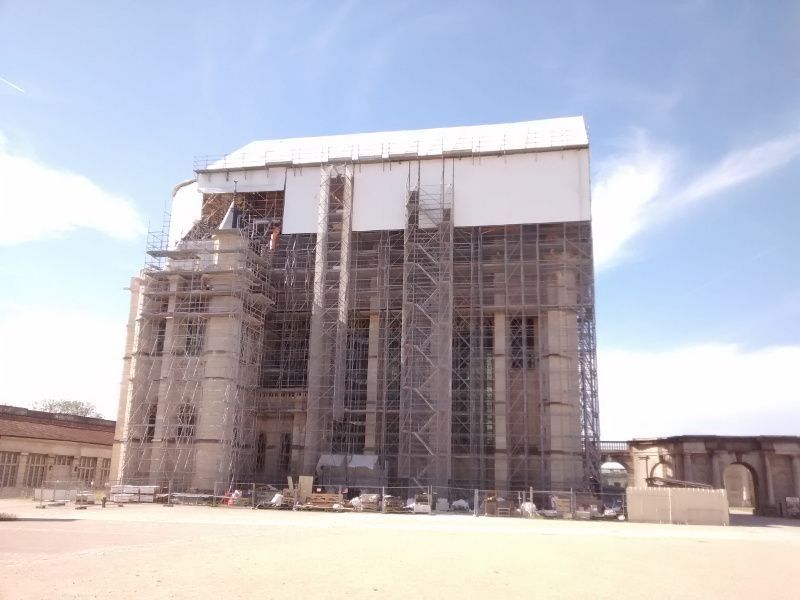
0 406 114 446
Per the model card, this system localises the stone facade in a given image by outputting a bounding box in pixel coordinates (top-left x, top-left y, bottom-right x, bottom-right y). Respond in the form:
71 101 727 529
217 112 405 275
0 405 114 497
602 436 800 516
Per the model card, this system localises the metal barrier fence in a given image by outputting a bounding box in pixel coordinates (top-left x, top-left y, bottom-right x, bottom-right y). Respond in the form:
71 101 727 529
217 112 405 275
23 480 109 507
200 482 626 519
18 478 627 520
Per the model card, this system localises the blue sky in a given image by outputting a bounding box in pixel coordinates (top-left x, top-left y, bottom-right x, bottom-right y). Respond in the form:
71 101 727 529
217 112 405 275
1 1 798 438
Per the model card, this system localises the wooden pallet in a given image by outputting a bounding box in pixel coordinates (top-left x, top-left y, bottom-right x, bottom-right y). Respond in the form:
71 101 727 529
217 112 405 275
302 493 344 511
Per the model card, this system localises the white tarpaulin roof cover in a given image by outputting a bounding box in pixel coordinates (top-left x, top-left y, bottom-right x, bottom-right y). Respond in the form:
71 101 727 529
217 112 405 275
316 454 380 471
195 116 588 171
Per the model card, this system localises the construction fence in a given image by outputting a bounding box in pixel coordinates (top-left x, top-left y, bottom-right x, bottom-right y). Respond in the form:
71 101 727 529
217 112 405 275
626 487 730 526
19 478 748 527
22 476 625 520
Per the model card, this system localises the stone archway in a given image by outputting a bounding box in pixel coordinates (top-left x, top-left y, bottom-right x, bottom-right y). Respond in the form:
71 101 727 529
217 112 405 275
724 462 758 514
610 436 800 515
650 460 674 479
600 461 629 491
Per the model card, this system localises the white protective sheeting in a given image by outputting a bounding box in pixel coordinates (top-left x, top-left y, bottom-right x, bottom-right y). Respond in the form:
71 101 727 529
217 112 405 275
452 499 471 511
168 182 202 248
283 168 322 234
225 149 589 234
411 158 454 189
197 116 588 171
315 454 380 470
219 202 235 229
452 150 590 227
316 454 345 468
186 117 591 234
352 162 409 231
350 150 589 232
196 167 287 194
347 454 380 469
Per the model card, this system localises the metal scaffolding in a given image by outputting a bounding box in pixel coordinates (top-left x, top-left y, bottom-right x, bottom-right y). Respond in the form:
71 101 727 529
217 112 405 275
304 164 355 476
399 175 454 489
118 190 277 490
117 157 600 494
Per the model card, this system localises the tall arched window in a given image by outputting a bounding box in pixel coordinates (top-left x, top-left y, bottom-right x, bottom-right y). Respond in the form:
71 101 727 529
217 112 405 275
145 405 157 442
175 404 196 441
256 433 266 471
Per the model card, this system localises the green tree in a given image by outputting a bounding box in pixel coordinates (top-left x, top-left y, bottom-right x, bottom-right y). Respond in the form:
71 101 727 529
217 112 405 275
32 399 103 418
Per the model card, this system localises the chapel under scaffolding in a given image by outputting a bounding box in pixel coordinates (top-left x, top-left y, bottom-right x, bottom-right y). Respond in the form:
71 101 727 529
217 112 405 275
112 117 601 495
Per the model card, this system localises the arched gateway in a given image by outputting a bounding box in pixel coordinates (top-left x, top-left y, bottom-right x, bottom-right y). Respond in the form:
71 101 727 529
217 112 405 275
723 462 758 513
600 436 800 516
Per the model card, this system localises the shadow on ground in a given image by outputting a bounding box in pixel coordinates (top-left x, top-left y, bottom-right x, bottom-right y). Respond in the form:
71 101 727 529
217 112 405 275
730 514 800 528
11 518 79 522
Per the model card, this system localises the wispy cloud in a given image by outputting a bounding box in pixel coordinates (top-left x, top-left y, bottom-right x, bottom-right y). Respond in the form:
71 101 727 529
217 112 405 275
591 135 672 269
675 131 800 206
592 128 800 270
0 76 25 93
312 0 359 52
345 24 404 119
289 0 360 57
564 63 686 123
599 343 800 439
0 133 145 245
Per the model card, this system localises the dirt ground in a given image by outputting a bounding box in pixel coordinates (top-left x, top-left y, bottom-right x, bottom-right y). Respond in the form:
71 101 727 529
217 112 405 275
0 499 798 600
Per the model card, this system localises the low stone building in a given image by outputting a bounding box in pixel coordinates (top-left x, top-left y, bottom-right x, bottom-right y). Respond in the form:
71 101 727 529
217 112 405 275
602 435 800 517
0 405 114 497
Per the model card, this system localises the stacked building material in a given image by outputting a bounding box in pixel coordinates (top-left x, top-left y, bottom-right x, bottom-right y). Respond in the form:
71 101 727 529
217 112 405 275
110 485 157 503
381 495 407 513
359 493 380 512
413 491 432 514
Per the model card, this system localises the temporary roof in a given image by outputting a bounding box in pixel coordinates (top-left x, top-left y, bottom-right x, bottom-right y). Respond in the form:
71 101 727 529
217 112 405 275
195 116 588 171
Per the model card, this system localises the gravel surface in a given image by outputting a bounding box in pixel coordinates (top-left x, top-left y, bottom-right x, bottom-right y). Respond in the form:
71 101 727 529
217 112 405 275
0 499 798 600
